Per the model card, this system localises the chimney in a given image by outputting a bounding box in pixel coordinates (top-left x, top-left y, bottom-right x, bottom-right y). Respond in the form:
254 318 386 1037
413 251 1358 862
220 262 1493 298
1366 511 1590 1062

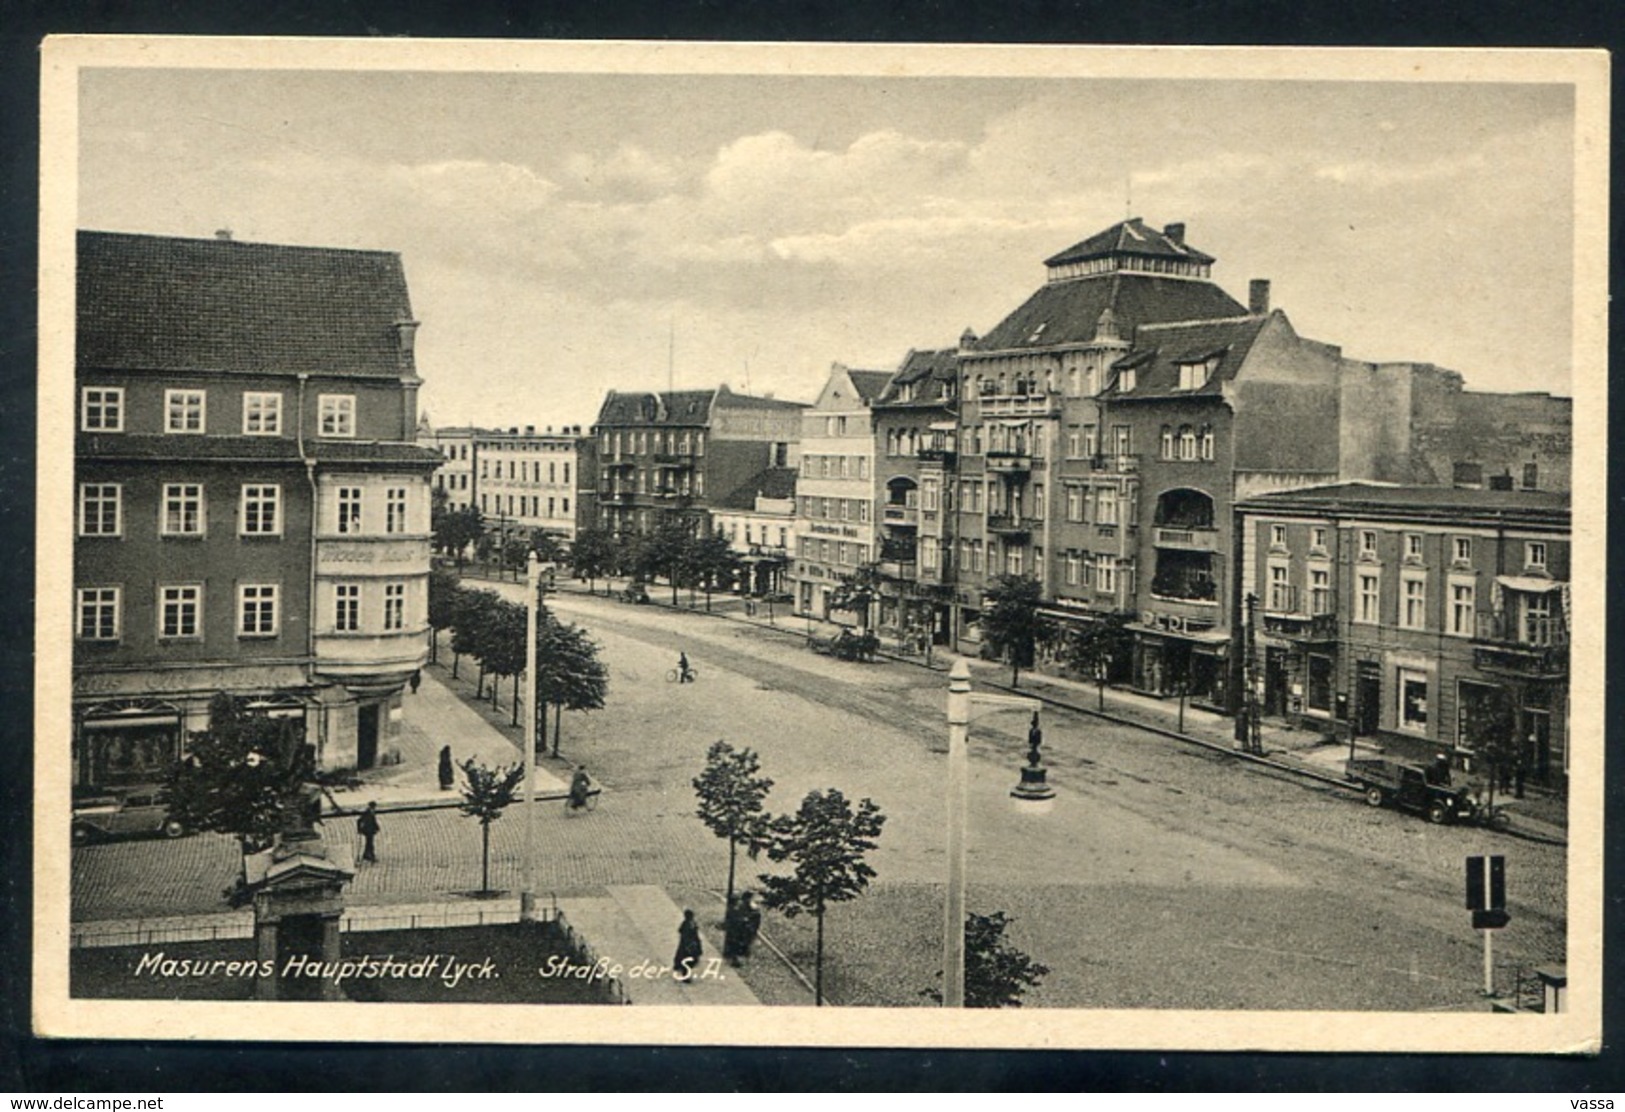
1249 279 1271 315
959 327 979 352
1488 472 1514 491
1163 222 1185 245
1452 461 1483 489
214 228 234 241
525 425 536 436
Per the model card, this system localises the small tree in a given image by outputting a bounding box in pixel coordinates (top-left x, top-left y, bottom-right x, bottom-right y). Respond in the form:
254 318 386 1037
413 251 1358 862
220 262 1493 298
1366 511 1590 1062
165 693 313 859
535 618 609 756
692 741 774 910
434 506 484 568
530 530 567 567
758 788 886 1006
449 586 500 680
1064 612 1133 711
691 530 738 611
457 758 525 896
1460 684 1520 806
570 528 618 594
979 574 1048 687
475 599 528 722
648 518 695 604
827 563 884 629
427 566 460 664
923 912 1051 1008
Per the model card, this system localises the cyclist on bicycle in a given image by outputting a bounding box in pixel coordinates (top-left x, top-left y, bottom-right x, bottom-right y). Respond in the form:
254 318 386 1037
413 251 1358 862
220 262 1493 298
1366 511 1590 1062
567 765 593 811
677 651 694 684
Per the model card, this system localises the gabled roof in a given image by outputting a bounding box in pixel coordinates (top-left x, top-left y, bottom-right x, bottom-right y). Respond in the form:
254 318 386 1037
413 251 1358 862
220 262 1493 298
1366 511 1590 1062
78 230 416 377
714 466 798 510
595 389 716 426
876 347 958 407
1044 217 1215 267
976 272 1246 352
848 370 895 404
1100 315 1270 399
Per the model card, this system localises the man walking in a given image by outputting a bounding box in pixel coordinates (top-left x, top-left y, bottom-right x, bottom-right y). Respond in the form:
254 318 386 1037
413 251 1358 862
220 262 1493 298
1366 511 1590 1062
357 801 381 863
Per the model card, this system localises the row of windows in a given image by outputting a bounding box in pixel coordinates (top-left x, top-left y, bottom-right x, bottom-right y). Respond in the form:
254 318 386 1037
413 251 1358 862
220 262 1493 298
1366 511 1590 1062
480 493 570 518
800 455 871 481
81 387 359 438
1061 551 1137 595
600 470 703 498
723 521 790 549
797 538 871 566
1268 523 1550 573
1061 425 1136 459
1157 425 1216 462
600 429 707 457
479 458 572 484
799 496 871 524
78 483 411 538
1061 483 1137 526
75 580 412 642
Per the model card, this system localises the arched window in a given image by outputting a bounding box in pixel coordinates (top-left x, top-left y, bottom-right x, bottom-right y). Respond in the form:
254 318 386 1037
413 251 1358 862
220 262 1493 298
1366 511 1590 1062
1199 424 1215 460
1160 425 1174 459
1178 425 1197 460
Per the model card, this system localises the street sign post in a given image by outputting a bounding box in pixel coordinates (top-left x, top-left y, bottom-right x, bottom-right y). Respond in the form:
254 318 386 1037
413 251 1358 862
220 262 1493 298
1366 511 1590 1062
1466 854 1509 995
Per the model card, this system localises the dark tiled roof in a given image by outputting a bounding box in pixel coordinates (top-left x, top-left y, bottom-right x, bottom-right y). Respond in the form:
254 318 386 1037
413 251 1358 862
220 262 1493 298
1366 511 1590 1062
877 347 958 407
714 466 798 510
595 389 716 426
77 433 443 468
1100 315 1269 398
715 385 808 412
1237 481 1569 525
848 371 895 404
975 272 1246 352
78 231 416 377
1044 217 1216 267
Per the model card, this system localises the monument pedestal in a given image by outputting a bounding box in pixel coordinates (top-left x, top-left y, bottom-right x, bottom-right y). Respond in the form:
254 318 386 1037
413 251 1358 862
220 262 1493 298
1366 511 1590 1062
244 826 355 1001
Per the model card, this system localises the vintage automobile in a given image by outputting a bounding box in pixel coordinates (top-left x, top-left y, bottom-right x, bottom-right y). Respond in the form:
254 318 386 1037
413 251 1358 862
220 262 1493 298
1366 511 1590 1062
1344 757 1479 825
72 785 187 844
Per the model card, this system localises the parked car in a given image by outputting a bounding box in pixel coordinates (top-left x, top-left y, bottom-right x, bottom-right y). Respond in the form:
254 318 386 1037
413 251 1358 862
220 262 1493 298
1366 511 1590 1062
1344 757 1477 824
72 785 187 844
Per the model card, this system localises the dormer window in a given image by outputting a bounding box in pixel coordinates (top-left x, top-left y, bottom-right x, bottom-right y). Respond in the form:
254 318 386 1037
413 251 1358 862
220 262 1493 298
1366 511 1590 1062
1118 367 1136 393
1177 357 1218 391
319 394 356 438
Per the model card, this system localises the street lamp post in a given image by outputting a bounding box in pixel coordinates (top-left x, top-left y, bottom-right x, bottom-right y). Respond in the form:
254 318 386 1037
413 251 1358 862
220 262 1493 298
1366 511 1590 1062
520 554 539 922
943 659 1043 1007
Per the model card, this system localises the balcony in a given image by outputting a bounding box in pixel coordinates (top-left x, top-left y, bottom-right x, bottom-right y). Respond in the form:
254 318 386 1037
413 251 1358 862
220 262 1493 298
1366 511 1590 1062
1472 612 1568 676
987 513 1036 539
883 504 919 526
985 451 1033 475
1262 598 1339 643
1153 525 1220 552
605 458 635 470
1090 454 1140 474
315 627 429 692
979 395 1056 418
603 489 638 503
653 453 695 468
879 537 918 564
917 447 957 467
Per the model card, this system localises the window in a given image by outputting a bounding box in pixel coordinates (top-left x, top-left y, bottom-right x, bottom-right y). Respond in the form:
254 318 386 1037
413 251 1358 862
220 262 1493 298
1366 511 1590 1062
1066 485 1084 523
238 584 279 637
1199 424 1214 461
1268 563 1292 612
1522 462 1539 490
1400 572 1427 630
1082 425 1098 457
1449 578 1476 636
1097 556 1117 594
161 483 205 536
1398 669 1429 733
1270 524 1287 550
76 587 120 641
241 484 281 536
1310 527 1328 553
859 502 870 524
81 387 124 432
1522 592 1555 645
383 582 406 631
319 394 356 437
78 483 122 536
1307 654 1333 713
1112 425 1132 455
1177 359 1213 391
1453 536 1472 564
1067 428 1083 458
1065 552 1081 586
1160 426 1174 459
159 585 202 639
922 478 939 512
385 487 408 534
1404 533 1424 562
1007 547 1022 576
242 392 283 435
1356 572 1380 624
1309 567 1332 615
1178 426 1197 460
1359 530 1378 559
1096 490 1118 526
334 584 361 632
1031 484 1045 520
1525 541 1548 570
164 389 206 434
1118 368 1136 393
337 487 363 534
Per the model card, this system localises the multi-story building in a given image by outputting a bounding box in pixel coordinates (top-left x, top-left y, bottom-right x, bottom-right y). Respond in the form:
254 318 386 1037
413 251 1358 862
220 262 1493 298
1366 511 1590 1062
1236 483 1569 783
592 386 804 540
428 425 587 542
429 426 478 512
710 471 797 598
790 365 892 620
870 347 959 644
73 230 442 782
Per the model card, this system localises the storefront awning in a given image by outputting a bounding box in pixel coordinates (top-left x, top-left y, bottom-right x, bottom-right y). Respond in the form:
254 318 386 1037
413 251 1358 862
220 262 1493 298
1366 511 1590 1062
1496 575 1561 593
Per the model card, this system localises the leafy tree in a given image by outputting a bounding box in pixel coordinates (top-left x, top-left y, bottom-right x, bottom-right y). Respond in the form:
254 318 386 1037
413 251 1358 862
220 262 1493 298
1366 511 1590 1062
474 598 528 721
569 528 618 594
690 530 738 611
758 788 886 1006
457 758 526 896
923 912 1051 1008
165 693 314 858
500 534 531 582
530 530 567 567
648 518 695 604
426 566 460 663
1064 611 1133 711
434 505 484 568
979 574 1049 687
692 741 774 909
449 587 500 681
535 617 610 756
1460 683 1521 806
826 562 884 629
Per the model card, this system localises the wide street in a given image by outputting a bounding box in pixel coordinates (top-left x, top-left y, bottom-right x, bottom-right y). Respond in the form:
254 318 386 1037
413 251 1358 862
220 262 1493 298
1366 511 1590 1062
73 581 1567 1010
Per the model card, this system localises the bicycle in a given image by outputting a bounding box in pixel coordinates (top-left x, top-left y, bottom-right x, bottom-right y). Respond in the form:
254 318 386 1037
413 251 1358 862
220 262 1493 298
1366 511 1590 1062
564 788 601 815
666 666 699 683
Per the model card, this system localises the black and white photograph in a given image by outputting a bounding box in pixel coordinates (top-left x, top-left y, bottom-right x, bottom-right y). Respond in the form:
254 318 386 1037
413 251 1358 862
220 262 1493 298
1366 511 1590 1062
34 38 1607 1051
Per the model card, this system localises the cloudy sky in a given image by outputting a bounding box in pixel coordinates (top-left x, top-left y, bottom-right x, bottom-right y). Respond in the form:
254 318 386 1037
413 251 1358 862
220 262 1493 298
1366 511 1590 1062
77 60 1577 428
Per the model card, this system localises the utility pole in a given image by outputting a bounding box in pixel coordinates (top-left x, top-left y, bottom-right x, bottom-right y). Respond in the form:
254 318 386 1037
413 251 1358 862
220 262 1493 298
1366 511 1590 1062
520 554 539 922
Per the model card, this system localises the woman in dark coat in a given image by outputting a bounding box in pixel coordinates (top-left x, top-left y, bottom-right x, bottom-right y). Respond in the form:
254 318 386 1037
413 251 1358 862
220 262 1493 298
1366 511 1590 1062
674 909 703 982
438 746 455 791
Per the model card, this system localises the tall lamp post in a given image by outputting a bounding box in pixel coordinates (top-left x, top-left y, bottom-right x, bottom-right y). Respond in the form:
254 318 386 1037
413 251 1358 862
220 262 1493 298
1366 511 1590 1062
520 554 540 922
943 659 1046 1007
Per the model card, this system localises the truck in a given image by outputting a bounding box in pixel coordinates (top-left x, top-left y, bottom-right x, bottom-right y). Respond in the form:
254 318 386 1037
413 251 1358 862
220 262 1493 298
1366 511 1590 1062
1344 757 1479 825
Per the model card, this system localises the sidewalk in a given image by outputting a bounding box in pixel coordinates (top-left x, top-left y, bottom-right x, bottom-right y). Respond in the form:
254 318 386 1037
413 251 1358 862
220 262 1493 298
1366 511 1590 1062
324 667 566 815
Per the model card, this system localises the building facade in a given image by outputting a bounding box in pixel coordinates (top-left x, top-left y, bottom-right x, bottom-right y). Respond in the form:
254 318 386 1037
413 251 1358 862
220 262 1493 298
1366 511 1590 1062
1236 483 1570 783
710 471 797 598
790 366 891 621
428 425 587 542
74 231 442 783
592 386 804 540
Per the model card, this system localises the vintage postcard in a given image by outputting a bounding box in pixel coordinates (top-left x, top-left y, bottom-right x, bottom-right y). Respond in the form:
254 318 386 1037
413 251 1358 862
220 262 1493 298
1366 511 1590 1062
34 37 1607 1052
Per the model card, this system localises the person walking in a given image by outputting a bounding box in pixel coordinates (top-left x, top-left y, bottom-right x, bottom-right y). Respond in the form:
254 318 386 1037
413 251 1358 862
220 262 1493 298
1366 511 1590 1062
356 801 381 863
674 908 703 983
438 745 455 791
735 891 762 963
409 669 422 695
